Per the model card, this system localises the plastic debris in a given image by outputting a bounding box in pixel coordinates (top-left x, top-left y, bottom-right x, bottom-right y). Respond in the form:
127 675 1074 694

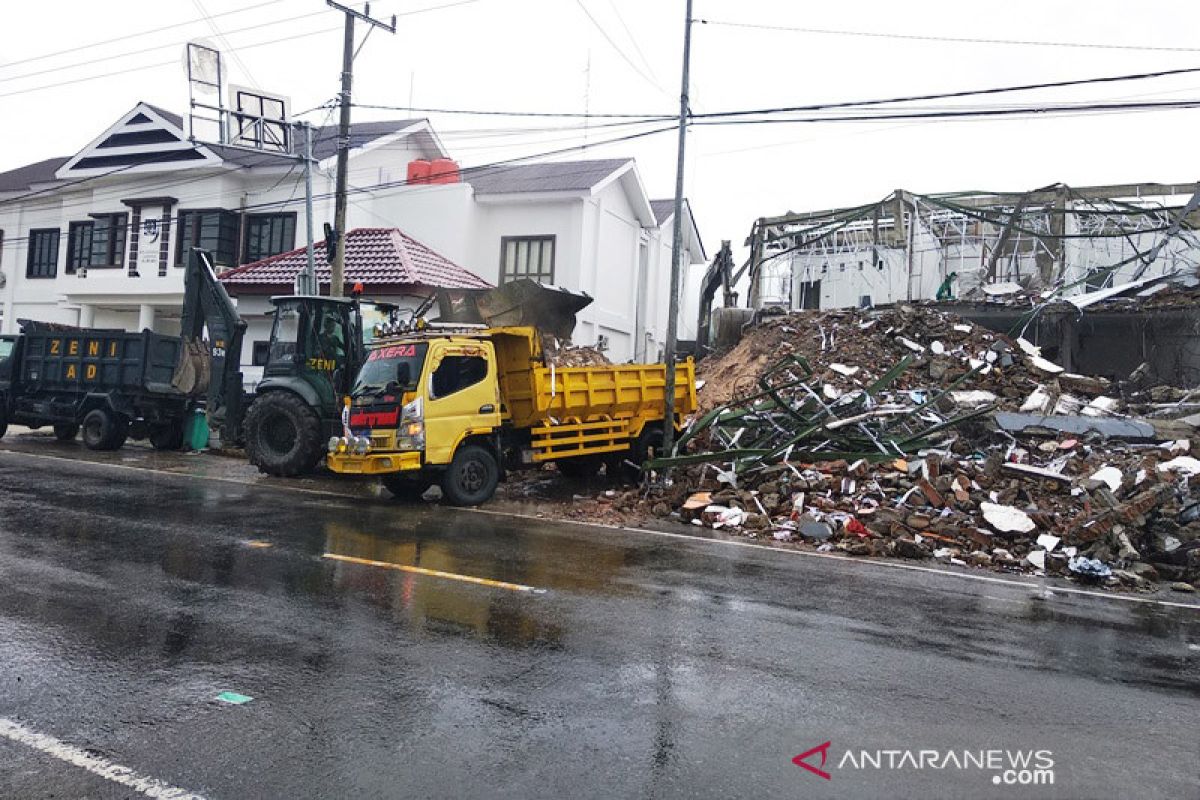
216 692 253 705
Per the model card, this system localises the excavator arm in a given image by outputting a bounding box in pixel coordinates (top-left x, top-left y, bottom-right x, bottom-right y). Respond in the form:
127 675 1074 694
175 247 249 441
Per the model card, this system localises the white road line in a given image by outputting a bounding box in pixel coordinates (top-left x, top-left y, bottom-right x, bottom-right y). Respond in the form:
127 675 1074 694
0 717 207 799
3 448 1199 612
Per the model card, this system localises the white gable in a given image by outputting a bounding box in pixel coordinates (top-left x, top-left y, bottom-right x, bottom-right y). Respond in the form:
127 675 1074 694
55 103 221 179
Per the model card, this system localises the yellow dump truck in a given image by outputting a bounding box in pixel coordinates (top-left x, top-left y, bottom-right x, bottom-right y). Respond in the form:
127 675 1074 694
325 324 696 505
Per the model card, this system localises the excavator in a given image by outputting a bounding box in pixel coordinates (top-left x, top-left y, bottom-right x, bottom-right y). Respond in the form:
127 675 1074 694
176 247 387 476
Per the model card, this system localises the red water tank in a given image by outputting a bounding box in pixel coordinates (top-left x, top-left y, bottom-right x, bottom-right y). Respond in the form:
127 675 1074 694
406 159 431 185
427 158 460 185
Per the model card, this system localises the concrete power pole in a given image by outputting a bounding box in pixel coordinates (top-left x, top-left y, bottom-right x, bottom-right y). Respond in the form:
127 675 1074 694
660 0 694 466
327 1 396 297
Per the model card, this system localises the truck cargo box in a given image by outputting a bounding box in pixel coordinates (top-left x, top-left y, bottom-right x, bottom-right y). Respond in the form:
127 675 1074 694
490 327 696 428
17 321 183 396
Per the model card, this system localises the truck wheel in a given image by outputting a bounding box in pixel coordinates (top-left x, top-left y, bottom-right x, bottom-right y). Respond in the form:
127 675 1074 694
149 421 185 451
441 445 499 506
82 409 128 451
381 474 434 501
244 392 324 477
53 424 79 442
0 409 7 439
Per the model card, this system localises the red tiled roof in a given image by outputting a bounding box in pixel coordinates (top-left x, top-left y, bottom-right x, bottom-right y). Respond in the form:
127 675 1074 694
219 227 492 292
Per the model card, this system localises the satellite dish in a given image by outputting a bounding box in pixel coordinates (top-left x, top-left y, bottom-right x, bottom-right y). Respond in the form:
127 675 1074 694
185 40 222 95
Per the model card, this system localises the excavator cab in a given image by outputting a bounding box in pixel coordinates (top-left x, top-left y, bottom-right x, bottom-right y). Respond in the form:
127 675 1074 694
244 295 374 475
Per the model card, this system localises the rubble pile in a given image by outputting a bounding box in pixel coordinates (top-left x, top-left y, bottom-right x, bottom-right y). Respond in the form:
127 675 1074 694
647 306 1200 592
696 305 1077 414
542 335 612 367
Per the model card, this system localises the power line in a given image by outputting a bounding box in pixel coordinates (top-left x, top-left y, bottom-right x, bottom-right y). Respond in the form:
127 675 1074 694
0 0 288 69
349 65 1200 122
690 65 1200 120
573 0 668 96
0 123 678 251
0 25 340 100
694 18 1200 53
604 0 659 83
692 98 1200 126
350 101 670 119
0 1 481 101
0 9 329 85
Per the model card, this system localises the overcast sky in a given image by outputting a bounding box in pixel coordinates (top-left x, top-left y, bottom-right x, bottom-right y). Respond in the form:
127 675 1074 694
3 0 1200 266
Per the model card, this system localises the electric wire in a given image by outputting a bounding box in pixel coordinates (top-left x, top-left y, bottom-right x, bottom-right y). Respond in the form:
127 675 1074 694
694 18 1200 53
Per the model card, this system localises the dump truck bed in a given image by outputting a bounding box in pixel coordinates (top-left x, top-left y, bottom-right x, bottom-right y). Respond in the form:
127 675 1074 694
16 321 183 396
490 327 696 428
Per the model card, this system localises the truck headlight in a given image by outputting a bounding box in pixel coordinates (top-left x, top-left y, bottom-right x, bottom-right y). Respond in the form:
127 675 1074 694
396 421 425 451
353 436 371 455
327 436 340 453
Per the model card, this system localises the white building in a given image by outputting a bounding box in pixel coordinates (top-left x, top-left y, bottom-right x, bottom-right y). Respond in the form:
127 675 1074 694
749 185 1200 311
0 101 705 364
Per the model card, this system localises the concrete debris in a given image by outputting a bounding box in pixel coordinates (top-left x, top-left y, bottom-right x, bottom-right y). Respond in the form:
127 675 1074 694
617 304 1200 590
981 502 1037 534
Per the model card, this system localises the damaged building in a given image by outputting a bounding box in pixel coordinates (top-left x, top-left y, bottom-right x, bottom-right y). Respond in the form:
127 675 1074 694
747 182 1200 310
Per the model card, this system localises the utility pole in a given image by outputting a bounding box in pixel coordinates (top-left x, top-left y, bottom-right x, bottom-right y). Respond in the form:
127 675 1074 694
327 1 396 297
660 0 694 467
301 121 316 295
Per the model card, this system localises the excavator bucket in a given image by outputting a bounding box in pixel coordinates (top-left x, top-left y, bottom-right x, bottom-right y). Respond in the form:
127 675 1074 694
437 279 593 340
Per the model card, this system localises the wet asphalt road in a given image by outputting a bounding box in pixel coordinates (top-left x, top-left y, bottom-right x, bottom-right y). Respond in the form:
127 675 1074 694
0 447 1197 799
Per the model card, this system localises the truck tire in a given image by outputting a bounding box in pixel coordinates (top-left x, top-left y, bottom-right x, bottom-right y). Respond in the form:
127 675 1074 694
149 421 185 451
441 445 499 506
0 409 7 439
244 392 324 477
81 408 128 451
381 474 434 501
53 424 79 442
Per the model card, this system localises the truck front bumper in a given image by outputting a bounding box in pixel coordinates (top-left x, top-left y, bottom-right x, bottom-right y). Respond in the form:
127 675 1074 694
327 450 422 475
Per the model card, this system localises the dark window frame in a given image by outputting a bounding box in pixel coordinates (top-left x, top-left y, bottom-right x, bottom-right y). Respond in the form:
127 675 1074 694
175 208 239 267
67 213 127 273
26 228 60 279
499 234 555 285
242 212 297 264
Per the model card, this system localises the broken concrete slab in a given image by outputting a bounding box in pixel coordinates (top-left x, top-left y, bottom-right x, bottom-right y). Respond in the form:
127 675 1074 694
994 412 1158 440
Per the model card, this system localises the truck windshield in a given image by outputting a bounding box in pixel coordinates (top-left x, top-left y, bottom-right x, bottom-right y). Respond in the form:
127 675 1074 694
0 339 13 360
354 342 428 396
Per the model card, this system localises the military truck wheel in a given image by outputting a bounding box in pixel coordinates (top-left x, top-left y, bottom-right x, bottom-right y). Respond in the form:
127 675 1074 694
53 424 79 442
245 392 324 477
381 474 434 501
82 409 128 451
149 421 185 451
0 409 7 439
441 445 499 506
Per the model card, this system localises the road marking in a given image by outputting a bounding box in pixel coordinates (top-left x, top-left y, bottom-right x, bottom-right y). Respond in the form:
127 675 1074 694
322 552 544 593
0 717 207 800
3 448 1197 611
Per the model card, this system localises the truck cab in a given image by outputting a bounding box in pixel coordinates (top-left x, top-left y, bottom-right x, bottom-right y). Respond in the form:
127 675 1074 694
328 332 504 504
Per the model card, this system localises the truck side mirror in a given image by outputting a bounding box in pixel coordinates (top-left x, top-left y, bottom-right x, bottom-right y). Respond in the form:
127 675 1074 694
395 362 411 386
